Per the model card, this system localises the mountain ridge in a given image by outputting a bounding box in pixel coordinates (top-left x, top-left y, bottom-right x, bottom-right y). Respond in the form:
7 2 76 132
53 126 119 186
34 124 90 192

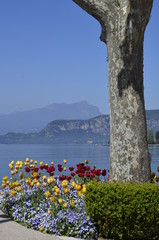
0 101 102 135
0 110 159 144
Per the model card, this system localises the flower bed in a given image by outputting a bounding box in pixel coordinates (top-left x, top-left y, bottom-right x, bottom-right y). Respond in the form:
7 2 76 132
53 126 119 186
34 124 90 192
0 158 108 239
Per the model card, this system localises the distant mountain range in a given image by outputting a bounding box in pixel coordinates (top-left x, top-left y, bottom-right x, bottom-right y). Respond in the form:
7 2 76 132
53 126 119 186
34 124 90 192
0 101 101 135
0 115 110 144
0 109 159 144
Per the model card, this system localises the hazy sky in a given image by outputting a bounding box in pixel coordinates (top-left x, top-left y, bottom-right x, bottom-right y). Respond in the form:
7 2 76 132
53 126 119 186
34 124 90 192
0 0 158 114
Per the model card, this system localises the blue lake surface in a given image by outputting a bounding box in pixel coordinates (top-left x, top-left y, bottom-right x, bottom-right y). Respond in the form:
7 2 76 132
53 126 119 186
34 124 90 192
0 144 159 181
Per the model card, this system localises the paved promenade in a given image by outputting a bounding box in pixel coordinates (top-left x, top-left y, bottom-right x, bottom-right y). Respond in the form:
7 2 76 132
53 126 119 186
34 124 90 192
0 210 82 240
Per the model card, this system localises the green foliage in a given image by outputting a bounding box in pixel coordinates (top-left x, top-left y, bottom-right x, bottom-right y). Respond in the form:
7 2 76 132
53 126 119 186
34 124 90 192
155 131 159 143
147 129 154 144
85 180 159 240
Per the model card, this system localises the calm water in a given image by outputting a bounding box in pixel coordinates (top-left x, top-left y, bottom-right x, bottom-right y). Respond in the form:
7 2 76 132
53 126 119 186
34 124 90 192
0 144 159 181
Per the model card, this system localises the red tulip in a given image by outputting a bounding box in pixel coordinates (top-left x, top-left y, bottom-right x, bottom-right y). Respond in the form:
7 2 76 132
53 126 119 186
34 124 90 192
69 166 74 171
102 169 106 176
77 164 81 171
75 170 79 174
71 172 75 177
79 173 84 178
67 176 72 181
86 172 90 178
91 173 95 178
33 167 39 172
25 167 30 173
80 169 85 174
96 170 101 176
86 166 91 171
58 167 63 172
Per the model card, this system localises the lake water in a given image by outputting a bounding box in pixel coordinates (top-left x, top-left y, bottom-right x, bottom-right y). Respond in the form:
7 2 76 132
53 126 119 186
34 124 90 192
0 144 159 181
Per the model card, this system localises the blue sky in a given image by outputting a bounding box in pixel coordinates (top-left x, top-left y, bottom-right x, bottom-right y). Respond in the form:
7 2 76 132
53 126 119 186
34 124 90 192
0 0 158 114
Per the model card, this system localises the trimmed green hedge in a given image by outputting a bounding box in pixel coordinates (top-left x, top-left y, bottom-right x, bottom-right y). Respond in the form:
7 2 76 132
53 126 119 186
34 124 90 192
85 180 159 240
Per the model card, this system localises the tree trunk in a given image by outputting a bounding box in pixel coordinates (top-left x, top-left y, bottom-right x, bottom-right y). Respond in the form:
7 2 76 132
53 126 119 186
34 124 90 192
73 0 153 182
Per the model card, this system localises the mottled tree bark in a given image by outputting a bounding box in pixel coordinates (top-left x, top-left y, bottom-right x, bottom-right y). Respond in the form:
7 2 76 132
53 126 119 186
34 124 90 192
73 0 153 182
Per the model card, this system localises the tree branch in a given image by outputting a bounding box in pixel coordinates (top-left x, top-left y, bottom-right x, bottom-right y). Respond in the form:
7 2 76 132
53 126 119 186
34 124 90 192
72 0 117 23
72 0 119 42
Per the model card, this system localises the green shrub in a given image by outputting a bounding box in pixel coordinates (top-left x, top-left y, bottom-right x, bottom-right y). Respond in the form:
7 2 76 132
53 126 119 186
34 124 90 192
85 180 159 240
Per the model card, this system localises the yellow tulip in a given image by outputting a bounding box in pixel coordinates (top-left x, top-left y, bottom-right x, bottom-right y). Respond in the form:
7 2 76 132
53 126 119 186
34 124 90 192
47 176 55 184
36 182 41 188
26 158 29 162
32 172 38 178
50 196 55 203
64 159 67 164
9 164 13 170
85 159 88 164
58 198 63 204
25 178 31 185
2 183 6 188
53 185 59 192
14 169 18 174
45 190 51 198
42 182 47 188
19 164 23 169
11 160 14 165
33 178 38 184
30 182 34 188
64 188 69 195
9 183 15 189
15 181 21 187
0 191 4 195
2 176 8 181
17 186 22 192
82 184 86 189
6 180 10 185
63 202 67 208
40 161 43 166
77 184 82 191
77 191 82 198
74 184 79 190
82 187 86 194
51 161 54 165
10 190 16 197
15 165 19 170
55 187 60 192
34 160 38 165
64 167 66 171
19 172 24 179
71 181 75 187
43 175 47 181
54 192 59 196
61 180 68 188
50 176 55 183
47 178 52 185
70 199 75 207
11 170 15 176
30 159 33 164
48 209 51 214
